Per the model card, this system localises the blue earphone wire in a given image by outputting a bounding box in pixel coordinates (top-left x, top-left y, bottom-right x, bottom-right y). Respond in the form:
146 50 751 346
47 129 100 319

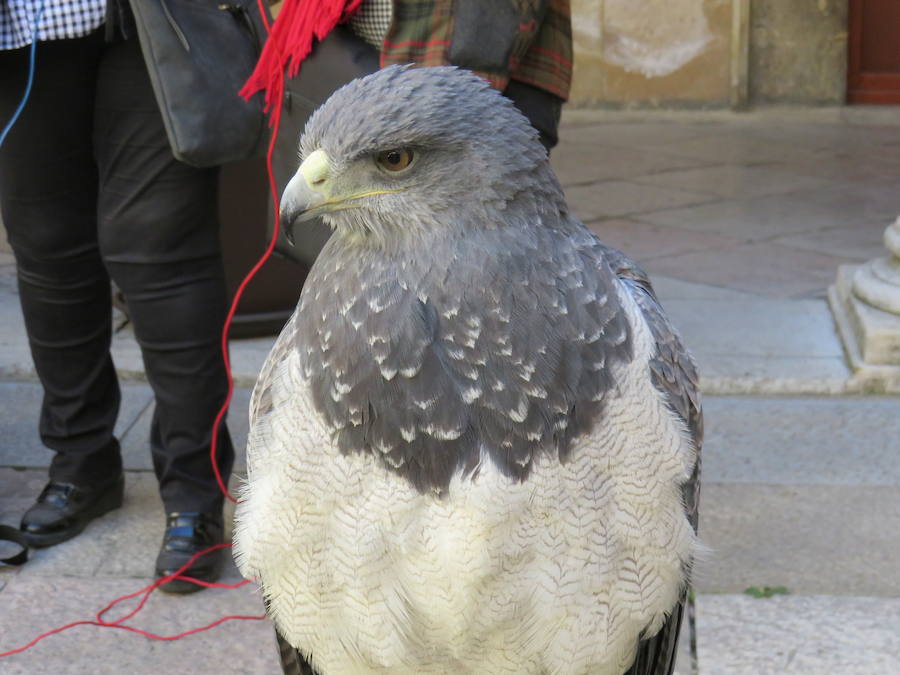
0 0 48 148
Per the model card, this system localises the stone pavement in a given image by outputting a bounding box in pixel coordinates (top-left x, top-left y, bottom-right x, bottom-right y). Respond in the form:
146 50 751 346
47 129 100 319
2 106 900 673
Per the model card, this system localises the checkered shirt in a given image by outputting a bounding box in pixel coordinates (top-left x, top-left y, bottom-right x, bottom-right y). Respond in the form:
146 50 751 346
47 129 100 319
1 0 105 50
348 0 392 49
379 0 572 100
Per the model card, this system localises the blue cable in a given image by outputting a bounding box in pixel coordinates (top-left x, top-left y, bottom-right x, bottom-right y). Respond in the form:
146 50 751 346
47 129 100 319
0 0 48 148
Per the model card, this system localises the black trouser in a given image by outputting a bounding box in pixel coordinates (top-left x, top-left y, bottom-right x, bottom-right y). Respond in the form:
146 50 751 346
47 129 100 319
505 78 562 151
0 30 233 514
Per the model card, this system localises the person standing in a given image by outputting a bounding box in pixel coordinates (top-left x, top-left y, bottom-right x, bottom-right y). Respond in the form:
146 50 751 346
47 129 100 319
0 0 234 593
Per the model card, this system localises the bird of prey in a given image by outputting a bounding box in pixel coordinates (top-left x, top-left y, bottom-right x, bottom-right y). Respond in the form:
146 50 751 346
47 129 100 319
234 65 702 675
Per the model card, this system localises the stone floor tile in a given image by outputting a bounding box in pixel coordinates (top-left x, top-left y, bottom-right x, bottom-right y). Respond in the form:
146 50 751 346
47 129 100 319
0 271 34 381
0 468 47 536
640 184 896 242
740 121 900 153
631 164 834 199
550 142 710 187
644 242 854 296
556 107 738 128
229 335 276 387
101 321 272 388
837 105 900 126
827 177 900 217
651 133 824 164
697 594 900 674
0 576 277 675
9 472 159 579
663 297 845 359
769 151 900 186
588 219 740 262
90 473 244 579
650 276 762 302
672 623 695 675
556 121 712 148
552 104 898 130
565 181 713 222
696 483 900 596
109 328 147 378
770 221 892 262
698 355 852 395
2 470 245 580
702 397 900 485
0 382 153 469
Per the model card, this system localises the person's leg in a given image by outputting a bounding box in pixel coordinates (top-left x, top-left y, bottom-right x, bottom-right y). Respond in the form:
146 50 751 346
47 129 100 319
504 79 564 151
0 33 124 545
92 35 234 589
108 258 234 517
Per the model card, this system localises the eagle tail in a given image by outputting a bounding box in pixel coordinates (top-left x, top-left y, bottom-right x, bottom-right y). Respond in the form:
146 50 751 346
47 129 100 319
274 627 319 675
625 592 692 675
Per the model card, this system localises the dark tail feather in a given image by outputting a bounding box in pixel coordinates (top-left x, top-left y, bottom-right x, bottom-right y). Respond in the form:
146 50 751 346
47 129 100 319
625 594 687 675
274 627 318 675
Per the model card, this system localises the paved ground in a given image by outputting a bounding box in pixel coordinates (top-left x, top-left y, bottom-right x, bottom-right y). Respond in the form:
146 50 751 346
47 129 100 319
1 106 899 673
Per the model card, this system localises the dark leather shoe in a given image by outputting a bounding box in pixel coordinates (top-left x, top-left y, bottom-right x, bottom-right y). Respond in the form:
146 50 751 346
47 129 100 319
20 475 124 548
155 512 225 594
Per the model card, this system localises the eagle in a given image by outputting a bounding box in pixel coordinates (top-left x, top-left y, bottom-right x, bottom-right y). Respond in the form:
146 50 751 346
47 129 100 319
234 65 702 675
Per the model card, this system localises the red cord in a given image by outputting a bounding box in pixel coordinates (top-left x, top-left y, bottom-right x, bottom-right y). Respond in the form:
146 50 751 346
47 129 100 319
210 0 290 504
0 544 266 659
0 1 297 661
209 123 282 504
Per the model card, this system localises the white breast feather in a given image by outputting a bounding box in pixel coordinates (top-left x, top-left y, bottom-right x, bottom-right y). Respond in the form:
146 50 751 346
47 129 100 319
233 281 699 675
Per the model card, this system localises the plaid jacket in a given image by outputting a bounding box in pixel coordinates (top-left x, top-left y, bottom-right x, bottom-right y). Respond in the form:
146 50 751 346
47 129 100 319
380 0 572 100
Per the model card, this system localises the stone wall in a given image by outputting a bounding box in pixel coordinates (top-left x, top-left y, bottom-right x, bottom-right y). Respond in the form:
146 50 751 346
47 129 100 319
748 0 848 104
569 0 849 106
570 0 733 106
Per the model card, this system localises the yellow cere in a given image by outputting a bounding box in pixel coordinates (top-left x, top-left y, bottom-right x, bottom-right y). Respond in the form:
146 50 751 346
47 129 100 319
300 149 331 189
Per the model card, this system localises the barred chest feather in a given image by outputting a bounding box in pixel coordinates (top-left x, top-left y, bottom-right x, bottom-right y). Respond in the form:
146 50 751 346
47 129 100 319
292 225 637 493
234 267 699 675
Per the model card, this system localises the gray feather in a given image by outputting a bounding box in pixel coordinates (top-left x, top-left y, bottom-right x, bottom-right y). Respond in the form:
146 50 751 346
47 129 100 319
299 223 634 492
605 250 703 675
606 249 702 532
260 64 701 675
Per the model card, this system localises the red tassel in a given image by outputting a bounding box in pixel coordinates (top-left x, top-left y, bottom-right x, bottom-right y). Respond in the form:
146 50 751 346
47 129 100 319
240 0 363 127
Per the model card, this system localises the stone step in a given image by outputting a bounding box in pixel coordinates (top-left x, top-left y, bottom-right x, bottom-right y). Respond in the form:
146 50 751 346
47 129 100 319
695 594 900 674
701 396 900 486
5 388 899 598
696 482 900 596
4 384 900 486
0 270 881 396
0 574 278 675
3 466 898 672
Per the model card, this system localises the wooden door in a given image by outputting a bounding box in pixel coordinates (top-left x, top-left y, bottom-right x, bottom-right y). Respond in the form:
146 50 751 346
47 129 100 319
847 0 900 103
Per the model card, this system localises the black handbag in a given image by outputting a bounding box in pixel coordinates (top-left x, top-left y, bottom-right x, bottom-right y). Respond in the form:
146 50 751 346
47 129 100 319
269 25 380 266
130 0 270 167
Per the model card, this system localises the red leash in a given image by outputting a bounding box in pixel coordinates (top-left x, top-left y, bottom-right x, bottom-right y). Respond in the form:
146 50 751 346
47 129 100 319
209 67 284 505
2 0 366 660
213 0 361 503
0 0 350 660
0 545 264 659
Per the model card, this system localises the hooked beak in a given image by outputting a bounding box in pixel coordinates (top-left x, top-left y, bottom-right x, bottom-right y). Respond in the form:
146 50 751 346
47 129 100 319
280 149 332 240
279 149 406 245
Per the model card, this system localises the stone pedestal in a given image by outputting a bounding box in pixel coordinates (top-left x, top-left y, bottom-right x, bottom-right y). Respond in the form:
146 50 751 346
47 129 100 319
829 217 900 392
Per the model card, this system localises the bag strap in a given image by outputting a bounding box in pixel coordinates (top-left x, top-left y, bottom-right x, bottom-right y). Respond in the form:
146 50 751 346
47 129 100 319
0 524 28 566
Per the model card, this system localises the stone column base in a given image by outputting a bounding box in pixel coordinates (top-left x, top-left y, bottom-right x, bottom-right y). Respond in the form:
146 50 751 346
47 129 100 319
829 265 900 393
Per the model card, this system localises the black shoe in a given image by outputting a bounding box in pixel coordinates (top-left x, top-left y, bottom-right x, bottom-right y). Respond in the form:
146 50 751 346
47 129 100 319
20 475 124 548
155 512 225 594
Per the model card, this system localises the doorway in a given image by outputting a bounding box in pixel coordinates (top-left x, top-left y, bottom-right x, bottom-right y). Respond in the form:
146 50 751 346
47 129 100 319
847 0 900 103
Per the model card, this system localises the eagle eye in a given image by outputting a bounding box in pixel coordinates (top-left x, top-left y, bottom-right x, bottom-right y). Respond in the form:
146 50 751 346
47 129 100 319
376 148 414 173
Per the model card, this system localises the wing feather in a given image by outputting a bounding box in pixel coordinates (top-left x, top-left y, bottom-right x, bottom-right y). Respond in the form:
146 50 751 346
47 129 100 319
603 246 702 675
